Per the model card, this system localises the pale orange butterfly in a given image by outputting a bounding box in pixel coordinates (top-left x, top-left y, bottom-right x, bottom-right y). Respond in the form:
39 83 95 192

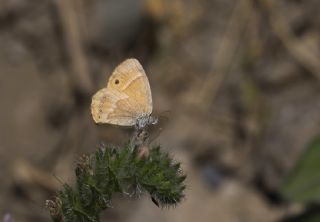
91 58 158 130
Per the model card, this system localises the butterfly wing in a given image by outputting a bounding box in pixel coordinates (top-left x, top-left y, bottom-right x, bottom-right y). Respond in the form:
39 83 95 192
91 58 153 126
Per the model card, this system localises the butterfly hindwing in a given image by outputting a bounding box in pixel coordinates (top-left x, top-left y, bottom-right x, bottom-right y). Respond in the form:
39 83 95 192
91 88 135 126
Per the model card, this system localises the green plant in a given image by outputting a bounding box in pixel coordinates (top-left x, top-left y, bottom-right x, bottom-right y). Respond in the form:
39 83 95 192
45 131 186 222
279 136 320 222
280 137 320 204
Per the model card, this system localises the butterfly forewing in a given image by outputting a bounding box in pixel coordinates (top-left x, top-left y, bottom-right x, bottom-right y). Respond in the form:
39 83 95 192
91 58 153 126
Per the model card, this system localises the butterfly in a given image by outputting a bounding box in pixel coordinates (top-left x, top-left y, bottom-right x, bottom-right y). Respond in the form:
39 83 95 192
91 58 158 130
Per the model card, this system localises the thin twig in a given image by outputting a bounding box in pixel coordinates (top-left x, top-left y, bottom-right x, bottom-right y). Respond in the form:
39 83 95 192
261 0 320 82
195 1 251 110
13 158 60 192
54 0 93 94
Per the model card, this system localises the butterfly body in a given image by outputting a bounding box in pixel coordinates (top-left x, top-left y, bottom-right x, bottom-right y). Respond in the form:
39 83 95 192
136 115 158 129
91 58 156 129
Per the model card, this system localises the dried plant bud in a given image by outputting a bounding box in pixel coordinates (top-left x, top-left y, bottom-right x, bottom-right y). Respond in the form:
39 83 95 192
78 154 90 168
45 197 62 219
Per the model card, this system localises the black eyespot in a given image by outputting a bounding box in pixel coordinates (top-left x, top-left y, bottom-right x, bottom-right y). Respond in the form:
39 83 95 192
115 79 120 84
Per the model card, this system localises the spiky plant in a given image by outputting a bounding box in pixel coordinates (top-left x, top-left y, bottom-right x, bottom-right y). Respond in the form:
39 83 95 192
46 131 186 222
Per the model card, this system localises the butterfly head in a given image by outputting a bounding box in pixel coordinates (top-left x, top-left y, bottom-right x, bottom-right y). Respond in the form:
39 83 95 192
136 115 158 130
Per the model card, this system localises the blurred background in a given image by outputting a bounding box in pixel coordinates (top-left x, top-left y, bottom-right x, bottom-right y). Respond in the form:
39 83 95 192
1 0 320 221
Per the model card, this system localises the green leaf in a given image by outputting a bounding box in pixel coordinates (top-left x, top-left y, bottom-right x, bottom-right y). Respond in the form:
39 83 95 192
280 137 320 203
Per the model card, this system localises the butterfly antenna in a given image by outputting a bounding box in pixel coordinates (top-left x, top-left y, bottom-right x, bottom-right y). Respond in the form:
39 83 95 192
156 110 171 127
147 125 163 145
158 110 171 119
